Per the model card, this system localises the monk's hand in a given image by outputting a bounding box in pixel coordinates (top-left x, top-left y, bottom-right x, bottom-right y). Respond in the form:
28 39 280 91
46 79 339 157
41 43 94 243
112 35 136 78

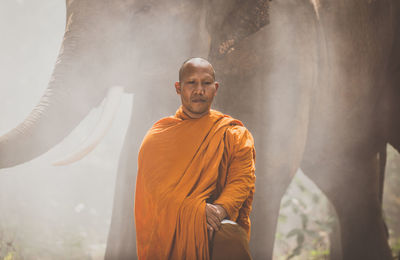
207 223 214 241
206 203 227 233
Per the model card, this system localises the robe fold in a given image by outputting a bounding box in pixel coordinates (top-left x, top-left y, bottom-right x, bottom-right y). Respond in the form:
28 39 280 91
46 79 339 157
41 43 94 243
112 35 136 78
135 106 255 259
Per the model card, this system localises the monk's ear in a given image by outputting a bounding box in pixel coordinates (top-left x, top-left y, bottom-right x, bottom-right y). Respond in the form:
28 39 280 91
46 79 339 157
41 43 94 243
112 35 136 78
214 82 219 95
175 81 181 94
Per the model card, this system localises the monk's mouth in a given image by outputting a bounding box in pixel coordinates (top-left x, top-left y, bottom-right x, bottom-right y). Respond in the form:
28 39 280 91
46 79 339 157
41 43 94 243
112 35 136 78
192 99 206 103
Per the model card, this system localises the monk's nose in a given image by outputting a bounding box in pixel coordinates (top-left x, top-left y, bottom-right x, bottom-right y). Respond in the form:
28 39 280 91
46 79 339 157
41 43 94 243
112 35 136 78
193 83 205 95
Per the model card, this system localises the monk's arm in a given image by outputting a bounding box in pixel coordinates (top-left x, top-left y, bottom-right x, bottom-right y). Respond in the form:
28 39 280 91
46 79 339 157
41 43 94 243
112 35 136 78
213 126 256 221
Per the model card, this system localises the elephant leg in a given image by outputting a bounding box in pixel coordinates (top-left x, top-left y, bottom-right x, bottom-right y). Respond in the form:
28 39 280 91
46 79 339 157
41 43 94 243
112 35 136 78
328 207 342 260
302 152 392 260
208 1 318 257
105 74 179 259
105 92 163 260
380 0 400 155
105 96 139 260
250 165 297 259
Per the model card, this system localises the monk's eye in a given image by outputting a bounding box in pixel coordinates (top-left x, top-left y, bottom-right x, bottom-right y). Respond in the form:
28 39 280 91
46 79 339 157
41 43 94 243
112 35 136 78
203 81 212 85
187 80 195 84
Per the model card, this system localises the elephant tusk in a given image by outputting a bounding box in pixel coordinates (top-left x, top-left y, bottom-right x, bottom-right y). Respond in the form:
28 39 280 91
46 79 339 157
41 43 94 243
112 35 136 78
52 85 124 166
309 0 321 20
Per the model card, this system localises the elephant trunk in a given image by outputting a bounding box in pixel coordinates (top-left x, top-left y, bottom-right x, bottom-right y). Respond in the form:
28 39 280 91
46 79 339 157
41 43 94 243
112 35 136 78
0 1 110 169
52 86 124 166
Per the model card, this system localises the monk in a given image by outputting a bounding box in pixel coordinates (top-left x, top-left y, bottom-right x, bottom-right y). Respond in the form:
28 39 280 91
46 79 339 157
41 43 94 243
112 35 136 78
135 57 256 259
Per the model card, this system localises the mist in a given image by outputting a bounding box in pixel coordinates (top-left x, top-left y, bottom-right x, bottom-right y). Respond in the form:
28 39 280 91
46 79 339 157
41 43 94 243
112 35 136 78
0 0 399 259
0 1 132 258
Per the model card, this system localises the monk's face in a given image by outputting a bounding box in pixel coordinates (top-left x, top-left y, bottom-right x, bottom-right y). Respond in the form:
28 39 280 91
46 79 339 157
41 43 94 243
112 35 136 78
175 60 219 119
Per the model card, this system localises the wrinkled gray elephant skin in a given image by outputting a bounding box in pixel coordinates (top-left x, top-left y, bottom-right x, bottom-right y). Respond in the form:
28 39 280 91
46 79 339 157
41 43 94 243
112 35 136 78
1 0 400 259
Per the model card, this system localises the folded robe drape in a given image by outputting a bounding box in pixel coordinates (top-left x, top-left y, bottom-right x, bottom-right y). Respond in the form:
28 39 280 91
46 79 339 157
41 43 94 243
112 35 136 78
135 107 255 259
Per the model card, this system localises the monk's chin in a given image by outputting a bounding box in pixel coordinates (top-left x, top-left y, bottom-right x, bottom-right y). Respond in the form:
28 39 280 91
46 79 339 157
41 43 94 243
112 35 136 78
187 108 210 118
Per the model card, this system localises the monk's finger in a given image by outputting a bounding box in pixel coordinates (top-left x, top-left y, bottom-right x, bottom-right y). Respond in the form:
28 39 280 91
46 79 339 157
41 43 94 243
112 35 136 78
206 214 218 229
207 214 221 231
209 204 225 222
207 206 220 218
210 210 223 227
214 204 227 220
206 206 219 223
207 203 219 213
207 210 219 223
206 216 217 229
206 203 216 216
206 204 223 230
207 224 214 241
207 223 213 232
213 215 223 229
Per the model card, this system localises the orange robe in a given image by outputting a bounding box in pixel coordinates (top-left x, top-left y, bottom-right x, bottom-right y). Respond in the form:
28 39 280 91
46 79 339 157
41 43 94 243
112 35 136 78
135 107 256 259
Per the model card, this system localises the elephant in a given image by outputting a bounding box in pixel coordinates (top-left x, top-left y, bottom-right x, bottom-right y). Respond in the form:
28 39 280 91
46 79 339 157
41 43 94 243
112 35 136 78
1 0 400 259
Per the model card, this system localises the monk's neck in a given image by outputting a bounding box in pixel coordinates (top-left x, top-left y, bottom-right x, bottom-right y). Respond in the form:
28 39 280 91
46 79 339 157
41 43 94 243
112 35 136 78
182 109 211 119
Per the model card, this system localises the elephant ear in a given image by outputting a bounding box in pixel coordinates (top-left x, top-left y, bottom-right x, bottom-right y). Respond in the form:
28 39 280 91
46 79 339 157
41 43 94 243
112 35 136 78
207 0 270 59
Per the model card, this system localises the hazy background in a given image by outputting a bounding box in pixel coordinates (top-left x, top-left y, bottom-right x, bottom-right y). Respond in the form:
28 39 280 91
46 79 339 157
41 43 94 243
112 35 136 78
0 1 132 258
0 1 399 259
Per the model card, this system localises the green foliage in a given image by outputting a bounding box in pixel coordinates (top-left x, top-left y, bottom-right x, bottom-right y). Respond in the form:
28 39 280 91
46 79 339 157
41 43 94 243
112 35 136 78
0 227 18 260
3 252 14 260
384 146 400 259
391 238 400 258
275 173 334 260
275 146 400 260
0 224 92 260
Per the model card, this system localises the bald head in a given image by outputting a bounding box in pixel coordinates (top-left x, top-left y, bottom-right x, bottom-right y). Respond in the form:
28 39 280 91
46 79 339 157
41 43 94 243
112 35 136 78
175 57 219 119
178 57 216 82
